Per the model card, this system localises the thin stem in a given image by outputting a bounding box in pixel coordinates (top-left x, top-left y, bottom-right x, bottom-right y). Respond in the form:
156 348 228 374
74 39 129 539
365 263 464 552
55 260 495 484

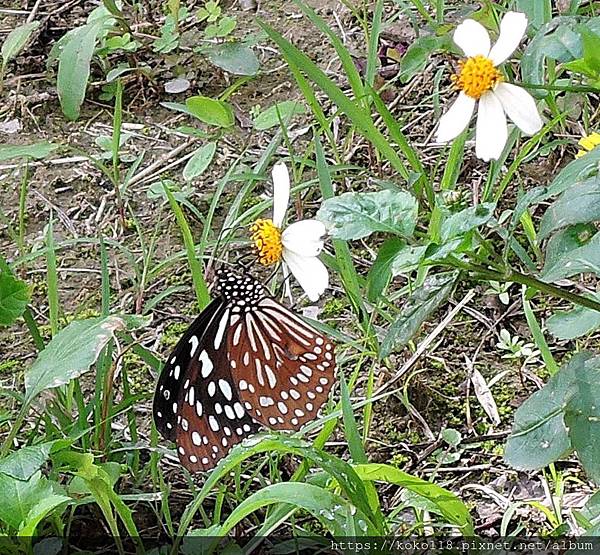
445 257 600 313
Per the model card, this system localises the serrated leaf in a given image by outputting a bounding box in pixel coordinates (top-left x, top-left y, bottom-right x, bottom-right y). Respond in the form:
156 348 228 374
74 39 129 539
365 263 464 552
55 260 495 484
546 144 600 198
252 100 306 131
24 316 126 402
206 42 259 75
317 190 418 241
1 21 40 68
0 143 58 162
546 293 600 340
0 271 29 326
185 96 234 128
183 142 217 181
380 272 457 358
57 19 109 121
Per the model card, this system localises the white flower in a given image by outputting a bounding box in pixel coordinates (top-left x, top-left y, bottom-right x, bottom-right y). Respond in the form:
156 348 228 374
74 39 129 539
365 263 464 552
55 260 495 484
435 11 543 161
250 162 328 302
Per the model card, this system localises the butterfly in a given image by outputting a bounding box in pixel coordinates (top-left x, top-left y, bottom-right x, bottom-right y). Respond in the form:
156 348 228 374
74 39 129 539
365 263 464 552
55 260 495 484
153 268 336 471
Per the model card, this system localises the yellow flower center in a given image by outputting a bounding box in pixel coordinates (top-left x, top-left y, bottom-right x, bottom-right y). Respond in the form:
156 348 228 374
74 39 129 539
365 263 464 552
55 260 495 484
250 218 283 265
452 55 503 99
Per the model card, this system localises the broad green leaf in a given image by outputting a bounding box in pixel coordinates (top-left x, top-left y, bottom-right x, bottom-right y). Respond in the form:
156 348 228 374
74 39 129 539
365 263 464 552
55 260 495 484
353 463 474 534
317 190 418 240
57 19 109 120
380 272 457 358
24 316 126 402
541 225 600 282
205 42 259 75
1 22 40 68
521 16 600 96
185 95 235 128
0 143 58 162
0 441 59 481
505 352 600 484
440 202 496 242
546 293 600 340
252 100 306 131
218 482 377 537
546 144 600 198
18 494 71 536
0 271 29 326
0 472 67 531
565 367 600 483
539 176 600 240
183 142 216 181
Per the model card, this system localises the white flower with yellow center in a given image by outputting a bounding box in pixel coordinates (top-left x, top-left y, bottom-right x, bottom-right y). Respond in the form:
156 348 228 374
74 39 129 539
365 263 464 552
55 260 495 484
250 162 328 302
436 11 543 161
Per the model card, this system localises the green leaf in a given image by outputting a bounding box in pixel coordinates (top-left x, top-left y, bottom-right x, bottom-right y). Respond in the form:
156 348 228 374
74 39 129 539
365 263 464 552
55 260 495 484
539 176 600 240
541 225 600 282
366 237 403 302
252 100 306 131
57 19 109 120
185 95 235 128
0 142 58 162
521 16 600 96
0 442 57 481
380 272 457 358
206 42 259 75
0 271 29 326
546 293 600 340
218 482 377 537
18 493 71 537
183 142 217 181
505 352 600 484
353 463 473 534
546 144 600 198
0 472 68 531
440 202 496 242
515 0 551 32
1 21 40 69
317 190 418 240
399 35 448 83
24 316 126 402
177 435 381 538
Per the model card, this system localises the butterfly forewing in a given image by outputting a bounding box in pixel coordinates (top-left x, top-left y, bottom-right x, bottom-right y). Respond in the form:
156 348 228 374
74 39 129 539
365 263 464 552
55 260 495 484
226 297 335 431
153 297 224 441
153 297 260 472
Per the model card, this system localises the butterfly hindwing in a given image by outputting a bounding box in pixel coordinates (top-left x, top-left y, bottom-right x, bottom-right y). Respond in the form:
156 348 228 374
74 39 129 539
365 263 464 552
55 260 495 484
226 296 335 431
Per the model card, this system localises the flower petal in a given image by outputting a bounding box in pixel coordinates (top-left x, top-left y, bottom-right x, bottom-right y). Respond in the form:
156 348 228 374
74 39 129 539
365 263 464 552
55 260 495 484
488 11 528 66
436 92 476 142
282 250 328 302
271 162 290 228
493 82 542 135
281 219 326 257
475 92 507 161
453 19 491 57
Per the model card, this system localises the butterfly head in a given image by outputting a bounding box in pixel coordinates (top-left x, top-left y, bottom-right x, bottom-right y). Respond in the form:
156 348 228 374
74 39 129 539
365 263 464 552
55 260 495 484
214 268 268 306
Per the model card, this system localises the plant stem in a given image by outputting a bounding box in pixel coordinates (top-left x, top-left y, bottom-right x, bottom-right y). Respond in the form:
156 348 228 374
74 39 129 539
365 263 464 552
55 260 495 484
445 257 600 313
